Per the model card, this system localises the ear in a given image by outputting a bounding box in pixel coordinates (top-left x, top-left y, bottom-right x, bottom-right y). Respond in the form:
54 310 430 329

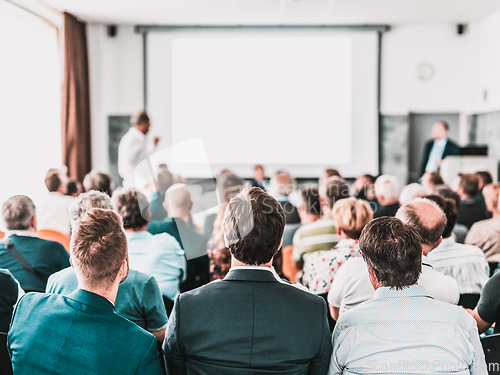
298 202 306 214
162 201 169 213
188 200 193 213
69 256 74 268
366 265 379 290
30 216 37 231
432 236 443 251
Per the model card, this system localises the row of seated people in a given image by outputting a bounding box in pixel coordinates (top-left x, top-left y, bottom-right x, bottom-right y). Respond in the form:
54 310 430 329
1 185 495 374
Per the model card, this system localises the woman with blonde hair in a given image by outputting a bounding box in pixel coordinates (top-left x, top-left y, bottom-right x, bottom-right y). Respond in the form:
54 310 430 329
301 197 373 294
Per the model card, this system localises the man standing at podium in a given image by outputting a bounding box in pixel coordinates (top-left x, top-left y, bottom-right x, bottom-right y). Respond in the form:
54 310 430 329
420 121 459 177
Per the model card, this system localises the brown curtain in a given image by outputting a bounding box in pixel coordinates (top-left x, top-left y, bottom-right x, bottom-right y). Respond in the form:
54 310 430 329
62 12 91 182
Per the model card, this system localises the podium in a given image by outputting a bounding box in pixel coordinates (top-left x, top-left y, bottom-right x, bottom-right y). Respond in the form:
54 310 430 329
440 156 498 186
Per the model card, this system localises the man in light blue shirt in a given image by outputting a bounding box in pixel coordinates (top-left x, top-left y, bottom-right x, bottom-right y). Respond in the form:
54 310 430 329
113 188 186 301
329 217 486 375
420 121 460 176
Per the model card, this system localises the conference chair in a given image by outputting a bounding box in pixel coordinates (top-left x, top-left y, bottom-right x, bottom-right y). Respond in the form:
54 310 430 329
0 231 4 239
481 333 500 374
37 229 70 253
0 332 13 375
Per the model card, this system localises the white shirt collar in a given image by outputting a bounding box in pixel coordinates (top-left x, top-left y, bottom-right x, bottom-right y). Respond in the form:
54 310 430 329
5 230 38 238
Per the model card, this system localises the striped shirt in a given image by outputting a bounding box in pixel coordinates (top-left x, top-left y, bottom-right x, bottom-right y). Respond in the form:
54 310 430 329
292 216 339 261
426 237 490 294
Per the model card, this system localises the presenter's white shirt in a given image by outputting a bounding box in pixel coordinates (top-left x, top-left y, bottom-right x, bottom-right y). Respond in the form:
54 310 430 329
118 127 154 188
36 192 74 237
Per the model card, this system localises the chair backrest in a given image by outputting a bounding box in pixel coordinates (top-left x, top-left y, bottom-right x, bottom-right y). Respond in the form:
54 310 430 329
0 332 13 375
481 333 500 374
0 231 4 239
458 293 481 310
317 292 336 333
282 245 300 283
37 230 70 253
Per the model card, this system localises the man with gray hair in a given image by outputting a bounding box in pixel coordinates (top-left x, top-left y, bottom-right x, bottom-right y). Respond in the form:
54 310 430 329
0 195 69 292
373 174 400 218
46 190 168 342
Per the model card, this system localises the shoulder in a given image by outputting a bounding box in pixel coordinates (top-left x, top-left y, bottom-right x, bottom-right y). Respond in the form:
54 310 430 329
153 232 181 246
0 268 18 288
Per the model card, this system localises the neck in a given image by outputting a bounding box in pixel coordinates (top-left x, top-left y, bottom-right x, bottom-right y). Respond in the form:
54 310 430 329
300 213 320 224
231 256 273 268
378 197 398 206
170 213 190 223
493 211 500 219
124 225 148 233
78 281 119 304
338 231 350 240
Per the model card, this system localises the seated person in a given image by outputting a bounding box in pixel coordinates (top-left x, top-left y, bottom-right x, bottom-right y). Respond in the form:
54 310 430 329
329 217 486 375
398 183 426 206
83 170 113 196
8 209 163 374
0 195 69 292
36 168 75 237
466 183 500 264
373 175 400 218
424 194 489 295
163 186 332 374
328 198 459 320
433 185 469 243
467 270 500 334
0 269 23 333
46 190 167 342
421 171 444 192
148 166 173 221
113 188 186 302
455 173 487 229
474 170 493 204
302 198 372 294
353 174 377 202
293 176 350 262
269 171 300 224
249 164 270 191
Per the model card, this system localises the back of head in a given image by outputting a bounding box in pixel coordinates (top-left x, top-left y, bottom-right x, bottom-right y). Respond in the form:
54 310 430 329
300 186 321 216
359 217 422 289
222 185 285 265
45 168 62 192
164 183 192 217
475 171 493 189
483 183 500 213
433 185 461 210
70 208 127 289
70 190 115 228
422 194 457 238
458 173 479 198
131 111 150 127
325 168 341 178
157 168 174 192
270 171 296 198
112 188 149 230
395 198 446 246
333 198 373 239
374 175 400 201
2 195 35 230
320 176 350 210
399 183 427 206
83 170 113 196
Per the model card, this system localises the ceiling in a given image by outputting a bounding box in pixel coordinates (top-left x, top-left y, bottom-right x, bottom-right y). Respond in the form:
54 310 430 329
40 0 500 26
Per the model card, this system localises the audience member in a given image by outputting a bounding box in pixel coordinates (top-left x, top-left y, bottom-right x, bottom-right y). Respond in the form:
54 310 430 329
293 176 350 261
373 174 400 217
424 194 489 296
433 185 469 243
0 269 23 333
83 170 113 196
474 170 493 204
36 168 74 237
421 171 444 192
113 188 186 302
398 183 427 206
353 174 376 202
328 198 459 320
302 198 372 294
148 166 173 221
319 168 341 186
455 173 487 229
328 217 486 375
249 164 269 191
468 271 500 334
46 190 168 342
419 120 459 177
7 209 163 374
466 183 500 269
65 178 83 197
0 195 69 292
269 171 300 224
163 186 332 374
163 184 209 291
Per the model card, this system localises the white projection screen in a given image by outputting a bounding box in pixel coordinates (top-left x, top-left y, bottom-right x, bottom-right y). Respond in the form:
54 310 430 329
147 29 379 178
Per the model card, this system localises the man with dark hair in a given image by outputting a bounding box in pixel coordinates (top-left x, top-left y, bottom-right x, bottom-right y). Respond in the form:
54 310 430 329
37 168 74 237
421 171 444 191
293 176 350 261
118 111 160 188
249 164 270 191
475 170 493 204
328 217 486 375
46 190 168 342
7 209 164 374
420 120 459 177
353 174 376 202
0 195 69 292
455 173 487 229
433 185 469 243
423 195 489 299
163 186 332 374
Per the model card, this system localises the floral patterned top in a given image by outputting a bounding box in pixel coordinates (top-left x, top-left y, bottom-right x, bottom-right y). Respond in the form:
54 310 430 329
301 239 361 294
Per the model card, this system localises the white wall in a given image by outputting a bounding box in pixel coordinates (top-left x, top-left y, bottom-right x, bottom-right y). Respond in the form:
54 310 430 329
87 24 143 171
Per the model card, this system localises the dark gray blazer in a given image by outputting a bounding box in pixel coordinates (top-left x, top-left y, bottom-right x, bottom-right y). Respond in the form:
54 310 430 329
163 268 332 375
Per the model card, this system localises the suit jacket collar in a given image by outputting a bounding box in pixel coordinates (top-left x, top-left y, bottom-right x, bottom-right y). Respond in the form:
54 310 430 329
224 268 277 283
68 289 115 312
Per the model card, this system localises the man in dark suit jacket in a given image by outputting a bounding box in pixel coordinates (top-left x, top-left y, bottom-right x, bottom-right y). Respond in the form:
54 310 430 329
163 186 332 375
420 121 460 177
0 195 69 292
7 209 163 375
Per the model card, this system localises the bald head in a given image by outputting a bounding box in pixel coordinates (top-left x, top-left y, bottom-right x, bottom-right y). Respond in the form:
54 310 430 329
395 198 447 255
163 183 193 219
